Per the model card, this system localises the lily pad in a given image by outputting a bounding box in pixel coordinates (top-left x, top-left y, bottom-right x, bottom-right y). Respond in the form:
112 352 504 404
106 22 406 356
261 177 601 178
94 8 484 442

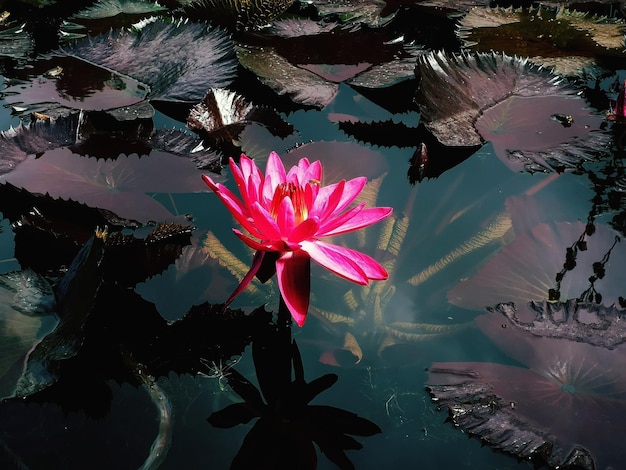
186 88 294 148
0 269 58 398
0 147 208 222
63 18 238 104
415 51 610 172
457 6 626 77
182 0 296 31
427 302 626 470
71 0 168 19
2 56 149 117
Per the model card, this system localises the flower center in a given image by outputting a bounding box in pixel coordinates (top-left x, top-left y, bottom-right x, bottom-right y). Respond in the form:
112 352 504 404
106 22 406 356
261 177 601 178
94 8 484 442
270 182 309 225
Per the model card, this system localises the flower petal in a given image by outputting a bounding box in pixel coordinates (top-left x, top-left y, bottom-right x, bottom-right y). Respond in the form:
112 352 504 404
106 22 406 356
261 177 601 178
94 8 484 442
263 151 286 201
323 207 393 237
276 251 311 327
289 217 320 243
300 240 369 285
310 180 346 221
250 201 283 240
276 196 296 234
225 250 265 306
203 175 264 239
333 176 368 211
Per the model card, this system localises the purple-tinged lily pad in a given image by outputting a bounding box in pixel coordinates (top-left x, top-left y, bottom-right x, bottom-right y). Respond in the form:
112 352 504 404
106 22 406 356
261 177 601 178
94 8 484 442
237 44 339 109
427 302 626 470
415 51 610 173
3 56 149 117
63 18 237 104
0 147 209 222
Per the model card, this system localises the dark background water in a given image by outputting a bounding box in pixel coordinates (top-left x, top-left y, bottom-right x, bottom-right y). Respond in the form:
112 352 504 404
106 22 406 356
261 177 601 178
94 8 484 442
1 2 625 469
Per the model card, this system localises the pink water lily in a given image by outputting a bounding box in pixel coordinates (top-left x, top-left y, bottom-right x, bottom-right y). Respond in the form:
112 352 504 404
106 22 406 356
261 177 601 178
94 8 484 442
202 151 392 326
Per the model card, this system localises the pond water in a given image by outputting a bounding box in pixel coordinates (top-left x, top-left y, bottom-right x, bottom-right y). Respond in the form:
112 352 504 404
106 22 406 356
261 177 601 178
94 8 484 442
1 2 626 470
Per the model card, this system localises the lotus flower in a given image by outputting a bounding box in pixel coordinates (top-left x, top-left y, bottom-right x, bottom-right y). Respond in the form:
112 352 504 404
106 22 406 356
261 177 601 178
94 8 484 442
202 151 392 326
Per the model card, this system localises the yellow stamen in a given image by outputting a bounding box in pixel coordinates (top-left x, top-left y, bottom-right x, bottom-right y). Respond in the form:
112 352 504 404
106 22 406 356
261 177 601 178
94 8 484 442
270 182 309 224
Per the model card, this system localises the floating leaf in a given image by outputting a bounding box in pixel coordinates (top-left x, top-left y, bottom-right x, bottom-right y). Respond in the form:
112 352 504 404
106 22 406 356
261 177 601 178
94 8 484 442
0 147 208 222
415 51 610 172
72 0 168 20
0 22 33 59
0 270 58 398
3 56 149 117
427 302 626 470
183 0 296 31
458 6 626 76
237 44 339 109
186 88 294 148
64 18 238 103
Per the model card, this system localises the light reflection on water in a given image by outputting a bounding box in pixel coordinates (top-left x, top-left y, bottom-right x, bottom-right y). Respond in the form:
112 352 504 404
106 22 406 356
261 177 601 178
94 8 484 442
0 70 617 469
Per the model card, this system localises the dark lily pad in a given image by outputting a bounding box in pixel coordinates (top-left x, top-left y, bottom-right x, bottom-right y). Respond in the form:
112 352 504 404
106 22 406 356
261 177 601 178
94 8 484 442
415 51 610 173
0 147 208 222
427 302 626 470
71 0 168 19
0 269 58 399
3 55 149 118
182 0 296 31
63 18 238 104
458 6 626 76
186 88 294 148
0 21 34 59
311 0 393 28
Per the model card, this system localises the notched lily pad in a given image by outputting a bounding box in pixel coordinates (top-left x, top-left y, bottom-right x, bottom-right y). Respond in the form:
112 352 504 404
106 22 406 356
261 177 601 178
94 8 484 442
415 51 610 173
63 18 238 104
427 302 626 470
458 6 626 76
182 0 296 31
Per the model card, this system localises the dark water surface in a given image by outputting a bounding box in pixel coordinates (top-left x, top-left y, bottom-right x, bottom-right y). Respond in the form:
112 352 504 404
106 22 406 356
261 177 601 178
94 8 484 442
1 2 625 470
